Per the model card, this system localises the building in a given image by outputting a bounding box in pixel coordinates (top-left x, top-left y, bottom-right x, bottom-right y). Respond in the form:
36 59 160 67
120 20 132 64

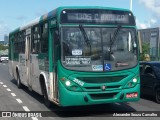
0 35 9 46
4 34 9 45
138 27 160 61
0 41 5 45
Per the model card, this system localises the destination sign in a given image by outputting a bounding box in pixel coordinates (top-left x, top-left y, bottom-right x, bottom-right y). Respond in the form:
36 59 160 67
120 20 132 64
65 56 91 65
61 9 135 25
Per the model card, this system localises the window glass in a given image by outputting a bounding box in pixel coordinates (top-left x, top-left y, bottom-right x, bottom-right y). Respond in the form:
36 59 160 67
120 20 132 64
32 26 40 53
41 22 48 53
61 27 138 72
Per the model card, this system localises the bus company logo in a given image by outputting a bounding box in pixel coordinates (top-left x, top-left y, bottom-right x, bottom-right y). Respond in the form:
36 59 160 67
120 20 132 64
92 65 103 71
101 85 106 90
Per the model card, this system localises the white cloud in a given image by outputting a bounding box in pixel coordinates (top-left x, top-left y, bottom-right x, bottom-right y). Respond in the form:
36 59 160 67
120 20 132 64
139 0 160 17
136 19 148 29
150 18 157 24
136 18 158 29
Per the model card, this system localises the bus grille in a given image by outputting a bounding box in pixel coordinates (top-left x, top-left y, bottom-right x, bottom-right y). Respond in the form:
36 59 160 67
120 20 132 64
89 92 118 100
84 85 121 91
77 75 126 83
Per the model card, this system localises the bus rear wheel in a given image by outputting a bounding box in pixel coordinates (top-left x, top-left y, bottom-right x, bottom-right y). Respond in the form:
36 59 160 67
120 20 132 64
43 84 51 108
16 71 22 89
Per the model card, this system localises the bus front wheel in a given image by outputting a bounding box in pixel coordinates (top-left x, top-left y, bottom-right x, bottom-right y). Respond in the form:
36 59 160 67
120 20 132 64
43 83 51 108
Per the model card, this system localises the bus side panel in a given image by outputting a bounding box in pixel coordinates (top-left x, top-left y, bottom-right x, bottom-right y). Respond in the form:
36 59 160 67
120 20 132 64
30 54 43 95
19 54 27 86
8 60 14 78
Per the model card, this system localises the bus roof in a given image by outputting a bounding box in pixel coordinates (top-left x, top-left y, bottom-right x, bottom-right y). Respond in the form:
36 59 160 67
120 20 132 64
9 6 132 35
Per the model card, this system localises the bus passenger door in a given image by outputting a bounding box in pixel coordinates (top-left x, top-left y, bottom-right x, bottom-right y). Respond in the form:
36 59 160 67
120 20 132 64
25 34 31 89
50 26 59 102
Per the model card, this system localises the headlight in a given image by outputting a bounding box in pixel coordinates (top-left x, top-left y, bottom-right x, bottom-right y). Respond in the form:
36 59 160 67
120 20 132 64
133 78 137 83
124 76 139 88
65 81 71 86
60 77 83 92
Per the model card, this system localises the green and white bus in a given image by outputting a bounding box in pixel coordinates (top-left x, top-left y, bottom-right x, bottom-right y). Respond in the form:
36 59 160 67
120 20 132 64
9 6 140 107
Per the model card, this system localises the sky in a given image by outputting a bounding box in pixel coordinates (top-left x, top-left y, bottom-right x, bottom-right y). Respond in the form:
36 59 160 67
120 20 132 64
0 0 160 40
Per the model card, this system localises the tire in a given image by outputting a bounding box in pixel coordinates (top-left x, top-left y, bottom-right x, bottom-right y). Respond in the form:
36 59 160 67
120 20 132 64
155 88 160 104
43 83 51 108
17 71 22 89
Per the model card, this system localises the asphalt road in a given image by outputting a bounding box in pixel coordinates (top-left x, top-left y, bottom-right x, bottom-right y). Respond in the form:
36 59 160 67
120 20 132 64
0 62 160 120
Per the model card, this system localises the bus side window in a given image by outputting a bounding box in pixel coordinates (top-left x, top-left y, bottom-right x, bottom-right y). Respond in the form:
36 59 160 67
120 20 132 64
32 26 41 54
54 30 59 44
21 30 25 53
41 22 48 53
54 29 59 60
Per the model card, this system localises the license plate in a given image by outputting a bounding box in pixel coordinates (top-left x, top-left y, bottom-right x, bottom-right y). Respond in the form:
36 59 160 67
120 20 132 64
126 92 138 98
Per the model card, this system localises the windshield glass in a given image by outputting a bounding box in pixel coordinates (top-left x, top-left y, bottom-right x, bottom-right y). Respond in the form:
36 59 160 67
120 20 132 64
61 27 138 72
152 63 160 79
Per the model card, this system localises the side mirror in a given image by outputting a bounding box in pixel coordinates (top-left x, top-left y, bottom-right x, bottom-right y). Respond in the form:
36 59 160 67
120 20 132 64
147 73 156 78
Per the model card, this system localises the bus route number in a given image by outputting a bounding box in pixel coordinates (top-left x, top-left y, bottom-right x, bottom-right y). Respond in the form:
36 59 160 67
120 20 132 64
73 78 84 86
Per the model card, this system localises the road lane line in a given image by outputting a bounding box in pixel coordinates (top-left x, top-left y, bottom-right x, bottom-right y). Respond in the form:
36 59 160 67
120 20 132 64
115 103 121 105
3 85 7 87
0 82 3 84
6 88 11 91
23 106 30 111
16 99 23 104
11 93 16 97
32 117 39 120
22 107 39 120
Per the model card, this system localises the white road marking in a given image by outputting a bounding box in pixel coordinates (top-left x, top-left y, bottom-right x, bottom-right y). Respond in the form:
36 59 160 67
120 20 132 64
3 85 7 87
23 107 39 120
3 64 6 65
23 106 30 111
11 93 16 97
16 99 23 104
115 103 121 105
0 80 38 120
6 88 11 91
32 117 39 120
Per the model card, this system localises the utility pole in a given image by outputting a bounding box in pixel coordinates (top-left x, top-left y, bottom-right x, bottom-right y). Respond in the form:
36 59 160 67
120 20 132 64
130 0 132 11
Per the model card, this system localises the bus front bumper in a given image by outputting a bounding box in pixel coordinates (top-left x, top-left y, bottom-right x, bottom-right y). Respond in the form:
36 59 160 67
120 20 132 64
58 82 140 107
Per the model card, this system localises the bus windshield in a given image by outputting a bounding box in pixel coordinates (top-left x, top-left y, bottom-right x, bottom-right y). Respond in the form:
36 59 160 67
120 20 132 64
61 27 138 72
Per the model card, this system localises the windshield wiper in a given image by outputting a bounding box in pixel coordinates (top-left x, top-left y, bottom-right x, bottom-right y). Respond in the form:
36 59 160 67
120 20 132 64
79 24 91 47
104 25 121 61
110 25 121 53
79 24 91 55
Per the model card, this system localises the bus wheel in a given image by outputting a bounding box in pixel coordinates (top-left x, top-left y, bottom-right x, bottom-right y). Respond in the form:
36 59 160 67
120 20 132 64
16 71 22 89
43 84 51 108
155 88 160 104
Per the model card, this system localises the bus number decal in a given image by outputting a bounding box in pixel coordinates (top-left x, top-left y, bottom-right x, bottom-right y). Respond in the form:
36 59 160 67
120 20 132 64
72 49 82 56
73 78 84 86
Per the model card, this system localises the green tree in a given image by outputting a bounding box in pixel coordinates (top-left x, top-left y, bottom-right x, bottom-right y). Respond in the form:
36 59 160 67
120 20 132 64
0 44 8 50
140 42 150 61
